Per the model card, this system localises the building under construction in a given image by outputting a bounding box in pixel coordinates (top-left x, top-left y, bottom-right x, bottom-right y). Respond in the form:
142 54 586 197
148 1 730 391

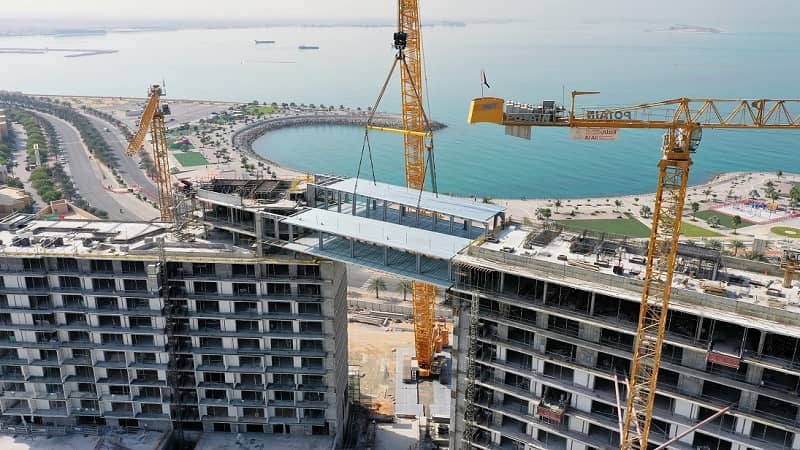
449 225 800 450
0 179 349 446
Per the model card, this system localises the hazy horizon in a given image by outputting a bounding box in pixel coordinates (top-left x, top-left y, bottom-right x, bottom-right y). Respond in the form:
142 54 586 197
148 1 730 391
1 0 799 32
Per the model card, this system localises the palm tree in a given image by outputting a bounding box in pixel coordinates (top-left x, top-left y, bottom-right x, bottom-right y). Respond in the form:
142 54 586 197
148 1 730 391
707 215 721 228
731 240 744 256
365 277 387 299
554 200 562 213
691 202 700 220
398 280 413 302
614 199 623 211
703 188 712 200
640 205 652 218
732 215 743 234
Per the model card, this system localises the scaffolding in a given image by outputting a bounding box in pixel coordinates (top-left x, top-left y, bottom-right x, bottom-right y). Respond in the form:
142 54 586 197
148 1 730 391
461 290 481 448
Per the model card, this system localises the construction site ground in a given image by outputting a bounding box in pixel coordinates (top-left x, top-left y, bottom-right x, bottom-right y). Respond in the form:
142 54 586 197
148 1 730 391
194 432 333 450
348 321 415 415
0 430 165 450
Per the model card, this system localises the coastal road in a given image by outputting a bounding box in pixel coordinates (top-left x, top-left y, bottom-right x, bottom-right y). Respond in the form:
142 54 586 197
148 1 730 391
82 113 158 199
37 112 138 220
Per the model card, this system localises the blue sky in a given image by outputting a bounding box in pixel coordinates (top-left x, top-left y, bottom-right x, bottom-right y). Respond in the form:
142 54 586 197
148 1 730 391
2 0 797 31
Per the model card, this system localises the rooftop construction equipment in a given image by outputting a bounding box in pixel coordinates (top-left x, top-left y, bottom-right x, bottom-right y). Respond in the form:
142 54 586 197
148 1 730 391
468 93 800 449
127 84 175 222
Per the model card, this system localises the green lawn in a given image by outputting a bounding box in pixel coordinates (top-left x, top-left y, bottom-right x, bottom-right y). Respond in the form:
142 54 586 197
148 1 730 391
168 142 195 151
173 152 209 167
680 221 722 237
557 218 651 238
694 210 754 228
246 105 277 115
771 226 800 239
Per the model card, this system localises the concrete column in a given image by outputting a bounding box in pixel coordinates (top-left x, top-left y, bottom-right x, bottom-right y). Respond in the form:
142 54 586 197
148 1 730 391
288 225 294 241
254 213 264 257
677 374 703 397
383 200 387 221
350 239 355 258
680 348 708 370
449 215 454 233
738 390 757 411
589 292 596 315
745 363 763 384
274 217 280 239
498 273 505 293
416 254 422 274
318 232 324 249
575 347 597 368
351 194 357 216
757 331 767 354
383 247 388 266
416 208 420 227
337 191 342 213
399 206 405 223
466 220 472 239
365 196 370 218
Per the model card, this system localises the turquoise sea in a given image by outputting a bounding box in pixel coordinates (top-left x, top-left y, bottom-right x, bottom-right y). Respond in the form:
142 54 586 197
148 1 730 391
1 23 799 198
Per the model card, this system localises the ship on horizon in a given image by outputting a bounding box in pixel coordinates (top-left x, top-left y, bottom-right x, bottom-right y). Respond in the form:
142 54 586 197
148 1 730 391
298 45 320 50
254 40 276 44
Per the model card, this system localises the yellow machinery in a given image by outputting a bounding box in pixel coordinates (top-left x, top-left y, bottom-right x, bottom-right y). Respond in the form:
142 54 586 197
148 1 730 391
782 249 800 288
364 0 438 377
468 92 800 449
127 84 175 222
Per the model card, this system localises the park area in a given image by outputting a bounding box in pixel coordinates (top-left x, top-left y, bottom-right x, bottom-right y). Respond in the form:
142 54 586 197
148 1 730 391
173 151 209 167
694 210 754 229
771 226 800 239
246 104 277 115
559 217 721 238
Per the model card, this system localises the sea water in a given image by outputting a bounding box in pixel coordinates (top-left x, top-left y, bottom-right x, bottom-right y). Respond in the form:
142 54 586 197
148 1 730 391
1 23 798 198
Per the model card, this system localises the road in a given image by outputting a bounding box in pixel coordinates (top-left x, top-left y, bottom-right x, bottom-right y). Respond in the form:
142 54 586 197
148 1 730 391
9 123 44 208
82 113 158 199
37 112 137 221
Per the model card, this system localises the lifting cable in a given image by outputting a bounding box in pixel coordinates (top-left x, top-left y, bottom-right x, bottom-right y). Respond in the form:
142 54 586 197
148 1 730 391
354 58 399 197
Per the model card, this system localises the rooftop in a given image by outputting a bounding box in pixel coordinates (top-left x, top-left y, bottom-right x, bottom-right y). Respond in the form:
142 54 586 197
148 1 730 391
462 224 800 333
321 178 505 224
285 208 471 260
0 217 267 262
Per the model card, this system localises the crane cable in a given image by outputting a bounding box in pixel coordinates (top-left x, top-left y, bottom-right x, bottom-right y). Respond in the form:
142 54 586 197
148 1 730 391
354 57 400 197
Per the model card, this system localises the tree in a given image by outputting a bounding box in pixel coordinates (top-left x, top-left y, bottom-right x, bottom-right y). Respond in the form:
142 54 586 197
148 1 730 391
614 199 623 211
536 208 552 222
706 239 722 250
639 205 652 218
732 215 742 234
703 188 712 200
398 280 413 302
554 200 562 213
707 215 721 228
777 170 783 178
365 277 387 299
731 239 744 256
691 202 700 220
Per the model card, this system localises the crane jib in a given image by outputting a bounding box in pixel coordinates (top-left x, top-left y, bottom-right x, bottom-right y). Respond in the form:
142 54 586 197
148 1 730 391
585 110 633 120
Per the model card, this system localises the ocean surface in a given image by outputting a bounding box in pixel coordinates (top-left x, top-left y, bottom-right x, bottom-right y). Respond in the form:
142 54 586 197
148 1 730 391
1 23 799 198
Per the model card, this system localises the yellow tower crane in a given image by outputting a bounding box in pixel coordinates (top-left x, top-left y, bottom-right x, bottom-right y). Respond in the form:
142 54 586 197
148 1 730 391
127 84 175 222
468 93 800 449
364 0 439 377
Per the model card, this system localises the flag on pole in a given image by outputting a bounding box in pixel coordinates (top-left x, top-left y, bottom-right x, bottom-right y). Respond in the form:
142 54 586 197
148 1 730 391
481 70 491 89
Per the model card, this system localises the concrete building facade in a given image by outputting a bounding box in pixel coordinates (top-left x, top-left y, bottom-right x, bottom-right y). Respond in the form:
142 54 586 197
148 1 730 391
0 217 348 445
449 233 800 450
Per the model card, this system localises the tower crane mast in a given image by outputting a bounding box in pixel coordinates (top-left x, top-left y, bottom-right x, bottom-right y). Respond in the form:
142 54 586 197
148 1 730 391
365 0 439 378
468 93 800 449
127 84 175 222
